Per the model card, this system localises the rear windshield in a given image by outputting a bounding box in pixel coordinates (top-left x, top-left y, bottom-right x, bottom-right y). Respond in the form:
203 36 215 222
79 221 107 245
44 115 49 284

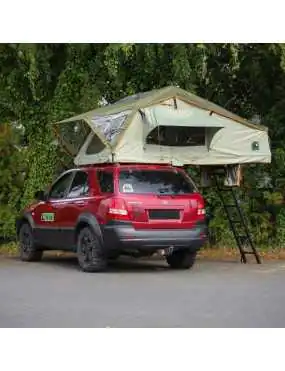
119 169 196 195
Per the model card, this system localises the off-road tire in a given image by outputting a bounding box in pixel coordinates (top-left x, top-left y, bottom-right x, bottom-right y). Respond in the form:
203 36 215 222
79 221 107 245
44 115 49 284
166 250 197 270
77 226 106 272
18 222 43 262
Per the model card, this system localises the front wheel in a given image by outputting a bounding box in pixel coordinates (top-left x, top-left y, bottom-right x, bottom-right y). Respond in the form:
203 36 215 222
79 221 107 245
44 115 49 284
166 250 197 270
19 223 43 262
77 227 106 272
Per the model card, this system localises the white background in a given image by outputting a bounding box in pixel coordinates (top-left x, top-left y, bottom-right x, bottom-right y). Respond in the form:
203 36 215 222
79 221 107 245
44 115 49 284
0 1 284 369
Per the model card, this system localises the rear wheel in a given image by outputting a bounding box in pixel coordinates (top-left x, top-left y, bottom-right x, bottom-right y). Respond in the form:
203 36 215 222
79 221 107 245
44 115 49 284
77 227 106 272
19 223 43 262
108 254 120 261
166 250 197 270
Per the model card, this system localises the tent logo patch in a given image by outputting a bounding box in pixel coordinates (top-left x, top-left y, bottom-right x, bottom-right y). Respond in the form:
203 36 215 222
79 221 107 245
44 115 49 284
252 141 260 151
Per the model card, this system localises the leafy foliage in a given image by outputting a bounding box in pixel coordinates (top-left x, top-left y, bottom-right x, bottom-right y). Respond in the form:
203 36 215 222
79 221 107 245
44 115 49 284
1 43 285 249
0 124 27 238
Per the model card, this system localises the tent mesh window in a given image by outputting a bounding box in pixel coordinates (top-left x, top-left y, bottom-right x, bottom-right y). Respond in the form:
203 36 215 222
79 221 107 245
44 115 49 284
86 134 106 154
55 120 91 155
146 126 206 146
91 111 130 144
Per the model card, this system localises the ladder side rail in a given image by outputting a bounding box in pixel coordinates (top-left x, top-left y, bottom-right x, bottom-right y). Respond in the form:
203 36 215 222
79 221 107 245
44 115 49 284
213 173 261 264
229 188 261 263
213 176 247 263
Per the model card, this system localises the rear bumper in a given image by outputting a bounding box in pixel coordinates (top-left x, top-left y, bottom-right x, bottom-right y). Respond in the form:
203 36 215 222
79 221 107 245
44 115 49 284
102 221 207 252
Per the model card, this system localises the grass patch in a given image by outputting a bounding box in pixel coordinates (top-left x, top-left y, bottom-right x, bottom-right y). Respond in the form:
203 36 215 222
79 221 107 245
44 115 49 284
199 245 285 261
0 241 18 256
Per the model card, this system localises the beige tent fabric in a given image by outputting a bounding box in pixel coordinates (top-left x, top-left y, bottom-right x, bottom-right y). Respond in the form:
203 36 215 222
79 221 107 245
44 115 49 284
56 86 267 131
53 86 271 166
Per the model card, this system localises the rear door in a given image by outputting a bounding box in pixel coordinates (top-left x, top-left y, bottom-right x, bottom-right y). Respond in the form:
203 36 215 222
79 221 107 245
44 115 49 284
118 167 204 229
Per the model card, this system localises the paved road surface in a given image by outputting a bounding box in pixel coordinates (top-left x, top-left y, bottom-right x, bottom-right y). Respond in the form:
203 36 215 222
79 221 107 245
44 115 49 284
1 255 285 327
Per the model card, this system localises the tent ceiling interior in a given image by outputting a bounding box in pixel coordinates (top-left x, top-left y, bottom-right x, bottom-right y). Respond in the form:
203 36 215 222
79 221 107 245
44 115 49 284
53 86 271 167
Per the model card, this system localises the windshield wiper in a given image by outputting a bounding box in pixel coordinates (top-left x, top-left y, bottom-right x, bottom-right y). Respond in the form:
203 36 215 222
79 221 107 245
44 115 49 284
157 188 175 197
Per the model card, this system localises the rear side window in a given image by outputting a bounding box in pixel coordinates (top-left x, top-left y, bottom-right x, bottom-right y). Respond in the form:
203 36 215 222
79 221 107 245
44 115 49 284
67 171 89 198
97 170 114 193
119 169 195 195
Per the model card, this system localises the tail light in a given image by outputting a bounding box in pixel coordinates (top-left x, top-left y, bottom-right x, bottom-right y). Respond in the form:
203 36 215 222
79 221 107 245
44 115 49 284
197 198 206 216
107 198 129 221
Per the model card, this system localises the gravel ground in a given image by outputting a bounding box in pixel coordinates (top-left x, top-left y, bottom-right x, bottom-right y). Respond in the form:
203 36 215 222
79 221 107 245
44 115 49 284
0 255 285 327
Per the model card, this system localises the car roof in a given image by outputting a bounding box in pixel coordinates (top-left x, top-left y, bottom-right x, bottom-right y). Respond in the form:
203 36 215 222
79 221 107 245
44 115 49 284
57 164 180 184
76 163 179 171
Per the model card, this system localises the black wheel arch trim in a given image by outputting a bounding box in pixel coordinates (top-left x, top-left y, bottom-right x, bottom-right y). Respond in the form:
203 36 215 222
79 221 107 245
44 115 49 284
75 212 103 244
16 212 35 236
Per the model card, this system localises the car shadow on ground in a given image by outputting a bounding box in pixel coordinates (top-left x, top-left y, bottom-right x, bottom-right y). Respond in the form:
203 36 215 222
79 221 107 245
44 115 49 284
52 255 171 273
10 253 171 273
9 253 243 273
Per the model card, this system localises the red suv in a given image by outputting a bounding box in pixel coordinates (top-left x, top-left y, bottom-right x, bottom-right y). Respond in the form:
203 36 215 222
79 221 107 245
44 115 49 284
16 164 207 272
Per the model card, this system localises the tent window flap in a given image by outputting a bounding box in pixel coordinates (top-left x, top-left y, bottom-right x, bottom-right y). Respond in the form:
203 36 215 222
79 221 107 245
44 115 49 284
146 126 206 146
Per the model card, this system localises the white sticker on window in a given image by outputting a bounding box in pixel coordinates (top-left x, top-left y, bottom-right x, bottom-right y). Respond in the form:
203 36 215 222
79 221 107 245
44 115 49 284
122 183 134 193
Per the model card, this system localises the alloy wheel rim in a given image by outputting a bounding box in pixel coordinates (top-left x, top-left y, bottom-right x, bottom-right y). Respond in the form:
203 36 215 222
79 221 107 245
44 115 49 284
80 233 94 262
21 227 32 252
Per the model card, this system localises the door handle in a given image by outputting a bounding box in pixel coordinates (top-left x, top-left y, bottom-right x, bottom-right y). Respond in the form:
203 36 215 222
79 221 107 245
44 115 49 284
72 200 85 206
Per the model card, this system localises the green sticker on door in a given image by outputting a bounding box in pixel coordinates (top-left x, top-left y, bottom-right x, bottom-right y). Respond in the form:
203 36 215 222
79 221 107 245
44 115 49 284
41 212 55 222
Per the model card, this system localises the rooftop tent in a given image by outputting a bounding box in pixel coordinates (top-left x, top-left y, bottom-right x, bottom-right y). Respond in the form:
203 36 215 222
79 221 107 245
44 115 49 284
53 86 271 166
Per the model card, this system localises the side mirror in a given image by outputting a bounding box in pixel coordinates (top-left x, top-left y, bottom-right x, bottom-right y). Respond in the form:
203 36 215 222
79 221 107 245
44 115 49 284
34 190 46 201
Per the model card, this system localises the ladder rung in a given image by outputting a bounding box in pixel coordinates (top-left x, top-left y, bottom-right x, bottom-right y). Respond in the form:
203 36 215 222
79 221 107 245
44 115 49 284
237 235 250 241
215 180 261 264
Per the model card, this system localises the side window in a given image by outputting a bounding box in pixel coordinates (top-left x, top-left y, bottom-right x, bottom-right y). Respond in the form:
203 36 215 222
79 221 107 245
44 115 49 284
97 170 114 193
49 173 73 200
67 171 89 198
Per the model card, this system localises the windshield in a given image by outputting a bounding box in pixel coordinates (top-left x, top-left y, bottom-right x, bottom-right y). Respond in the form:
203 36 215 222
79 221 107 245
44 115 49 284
119 169 196 195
